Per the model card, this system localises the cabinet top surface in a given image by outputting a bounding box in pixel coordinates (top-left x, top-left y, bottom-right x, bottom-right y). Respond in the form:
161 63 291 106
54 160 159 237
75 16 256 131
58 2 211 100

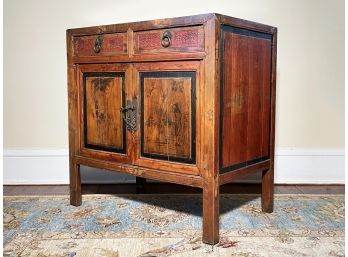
67 13 277 36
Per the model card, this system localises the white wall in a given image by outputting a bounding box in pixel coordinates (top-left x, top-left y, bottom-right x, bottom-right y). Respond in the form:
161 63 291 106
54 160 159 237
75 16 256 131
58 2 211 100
4 0 345 184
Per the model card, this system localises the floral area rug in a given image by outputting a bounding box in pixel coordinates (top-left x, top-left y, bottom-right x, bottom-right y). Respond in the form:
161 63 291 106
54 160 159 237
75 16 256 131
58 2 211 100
3 194 344 257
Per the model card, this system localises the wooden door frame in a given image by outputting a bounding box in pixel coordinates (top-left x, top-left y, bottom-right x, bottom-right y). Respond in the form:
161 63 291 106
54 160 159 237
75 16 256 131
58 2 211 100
76 63 133 164
132 61 202 175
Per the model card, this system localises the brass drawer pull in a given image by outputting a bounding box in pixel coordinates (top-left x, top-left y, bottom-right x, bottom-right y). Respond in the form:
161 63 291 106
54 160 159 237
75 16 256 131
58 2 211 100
161 31 172 48
94 35 103 53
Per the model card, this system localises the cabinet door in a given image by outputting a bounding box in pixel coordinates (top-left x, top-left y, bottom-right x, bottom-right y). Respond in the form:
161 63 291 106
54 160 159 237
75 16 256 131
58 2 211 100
134 62 201 175
77 64 131 162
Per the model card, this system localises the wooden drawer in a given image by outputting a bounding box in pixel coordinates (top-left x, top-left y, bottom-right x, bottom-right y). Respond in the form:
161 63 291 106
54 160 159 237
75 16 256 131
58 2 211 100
73 33 127 56
134 26 204 54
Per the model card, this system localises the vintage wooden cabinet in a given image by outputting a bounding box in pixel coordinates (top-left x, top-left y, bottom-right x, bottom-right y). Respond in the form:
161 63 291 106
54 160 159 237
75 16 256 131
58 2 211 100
67 13 277 244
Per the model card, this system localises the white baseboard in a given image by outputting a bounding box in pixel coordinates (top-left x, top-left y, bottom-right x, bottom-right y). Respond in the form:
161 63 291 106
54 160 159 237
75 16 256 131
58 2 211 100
3 148 345 185
4 149 70 185
274 149 345 184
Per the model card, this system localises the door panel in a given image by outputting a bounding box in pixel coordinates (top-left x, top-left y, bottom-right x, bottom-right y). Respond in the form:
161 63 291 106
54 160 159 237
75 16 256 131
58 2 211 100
84 72 125 152
77 64 131 163
141 72 195 163
77 62 200 172
134 62 200 175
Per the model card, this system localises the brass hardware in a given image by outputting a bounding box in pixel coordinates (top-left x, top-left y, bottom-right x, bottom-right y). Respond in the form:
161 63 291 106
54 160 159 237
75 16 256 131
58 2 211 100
94 35 103 53
120 98 137 133
161 31 172 48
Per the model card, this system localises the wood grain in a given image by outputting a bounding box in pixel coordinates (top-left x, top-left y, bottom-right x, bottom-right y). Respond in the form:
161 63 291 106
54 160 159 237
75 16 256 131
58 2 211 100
85 75 123 150
221 31 272 170
262 28 277 213
67 30 82 206
74 33 127 56
215 13 275 34
67 14 277 245
134 61 200 175
143 76 192 159
67 14 215 36
76 155 203 188
76 64 132 164
219 160 270 185
72 52 206 64
201 16 219 245
134 26 204 53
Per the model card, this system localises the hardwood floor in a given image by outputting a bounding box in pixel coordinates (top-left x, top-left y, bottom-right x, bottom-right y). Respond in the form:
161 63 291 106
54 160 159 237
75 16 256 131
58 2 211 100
3 183 344 196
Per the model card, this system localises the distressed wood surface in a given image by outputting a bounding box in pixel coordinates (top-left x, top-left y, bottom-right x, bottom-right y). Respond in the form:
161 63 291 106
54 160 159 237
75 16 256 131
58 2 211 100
77 64 132 164
215 13 275 34
220 160 270 185
67 14 215 36
67 30 81 206
74 33 127 56
76 155 203 188
142 76 192 159
133 61 200 175
85 75 123 150
221 30 272 171
67 13 277 245
262 28 278 213
72 52 206 64
201 16 220 245
134 26 204 53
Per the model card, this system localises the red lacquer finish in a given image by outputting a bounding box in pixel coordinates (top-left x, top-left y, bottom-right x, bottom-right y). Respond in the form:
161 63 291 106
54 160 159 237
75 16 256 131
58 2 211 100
74 33 127 56
135 26 204 53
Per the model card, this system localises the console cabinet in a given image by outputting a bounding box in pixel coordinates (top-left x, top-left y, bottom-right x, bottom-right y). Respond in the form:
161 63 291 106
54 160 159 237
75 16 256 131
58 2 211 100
67 13 277 244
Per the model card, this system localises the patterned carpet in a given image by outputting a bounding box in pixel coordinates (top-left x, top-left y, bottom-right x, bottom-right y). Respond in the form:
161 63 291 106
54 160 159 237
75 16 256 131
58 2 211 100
3 194 344 257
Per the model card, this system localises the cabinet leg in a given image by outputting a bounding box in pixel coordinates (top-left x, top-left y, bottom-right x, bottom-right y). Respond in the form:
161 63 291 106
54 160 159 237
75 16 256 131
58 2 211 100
261 167 274 213
70 161 82 206
136 177 146 193
202 180 219 245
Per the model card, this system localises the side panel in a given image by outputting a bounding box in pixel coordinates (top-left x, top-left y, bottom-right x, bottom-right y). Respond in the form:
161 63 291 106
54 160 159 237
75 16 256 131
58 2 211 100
220 25 272 173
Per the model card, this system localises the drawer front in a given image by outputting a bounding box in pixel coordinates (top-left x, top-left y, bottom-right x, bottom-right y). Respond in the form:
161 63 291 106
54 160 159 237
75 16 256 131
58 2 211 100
134 26 204 54
74 33 127 56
